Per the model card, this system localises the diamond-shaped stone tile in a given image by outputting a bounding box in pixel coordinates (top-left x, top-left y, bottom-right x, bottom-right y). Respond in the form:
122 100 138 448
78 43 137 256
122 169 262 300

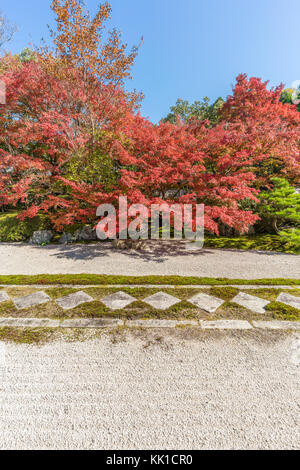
56 291 94 310
0 290 10 303
143 292 180 310
232 292 269 314
277 292 300 310
14 291 51 310
101 291 136 310
188 293 224 313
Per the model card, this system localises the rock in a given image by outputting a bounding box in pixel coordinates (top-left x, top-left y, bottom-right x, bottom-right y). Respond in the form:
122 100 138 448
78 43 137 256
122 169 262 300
73 225 97 241
112 239 147 250
29 230 53 245
112 239 127 249
59 232 73 244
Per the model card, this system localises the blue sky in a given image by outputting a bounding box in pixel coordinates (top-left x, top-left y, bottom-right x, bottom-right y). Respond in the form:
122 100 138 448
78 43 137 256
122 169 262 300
1 0 300 122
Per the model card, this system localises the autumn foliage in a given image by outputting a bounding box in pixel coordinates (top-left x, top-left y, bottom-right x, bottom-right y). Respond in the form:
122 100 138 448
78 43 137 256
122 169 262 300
0 1 299 237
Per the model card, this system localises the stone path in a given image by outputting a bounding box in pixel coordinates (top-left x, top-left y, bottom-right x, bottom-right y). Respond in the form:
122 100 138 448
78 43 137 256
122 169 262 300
0 317 299 330
1 287 299 314
0 242 299 278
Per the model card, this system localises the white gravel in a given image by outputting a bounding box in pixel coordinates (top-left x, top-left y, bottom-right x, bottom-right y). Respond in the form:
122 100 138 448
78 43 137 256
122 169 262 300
0 242 299 278
0 330 299 450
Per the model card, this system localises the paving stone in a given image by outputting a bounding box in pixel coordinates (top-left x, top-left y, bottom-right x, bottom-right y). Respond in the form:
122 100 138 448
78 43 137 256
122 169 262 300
175 320 200 327
188 293 224 313
277 292 300 310
252 321 300 330
200 320 252 330
101 292 137 310
126 319 179 328
56 291 94 310
60 318 123 328
14 291 51 310
0 318 60 327
231 292 269 314
143 292 181 310
127 319 199 328
0 291 10 303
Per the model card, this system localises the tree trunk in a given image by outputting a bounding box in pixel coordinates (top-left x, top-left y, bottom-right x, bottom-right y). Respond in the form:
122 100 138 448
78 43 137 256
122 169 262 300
272 218 279 233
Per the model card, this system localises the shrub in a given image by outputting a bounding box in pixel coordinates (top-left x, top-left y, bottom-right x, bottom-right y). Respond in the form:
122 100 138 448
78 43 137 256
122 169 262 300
0 212 50 242
279 229 300 252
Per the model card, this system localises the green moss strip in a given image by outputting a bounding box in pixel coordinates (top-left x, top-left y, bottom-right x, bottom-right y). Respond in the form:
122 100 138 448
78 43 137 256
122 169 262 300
204 234 300 254
0 274 299 286
265 301 300 321
0 327 56 344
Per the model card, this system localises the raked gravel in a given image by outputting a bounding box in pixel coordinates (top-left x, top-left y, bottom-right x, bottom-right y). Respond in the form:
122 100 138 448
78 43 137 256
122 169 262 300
0 242 299 278
0 330 299 450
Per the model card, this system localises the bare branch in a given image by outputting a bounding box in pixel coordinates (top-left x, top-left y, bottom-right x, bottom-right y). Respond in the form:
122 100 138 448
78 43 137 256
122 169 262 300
0 10 17 49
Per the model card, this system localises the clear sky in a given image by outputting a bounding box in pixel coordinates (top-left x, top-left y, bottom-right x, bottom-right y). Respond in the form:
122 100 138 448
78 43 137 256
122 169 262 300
1 0 300 122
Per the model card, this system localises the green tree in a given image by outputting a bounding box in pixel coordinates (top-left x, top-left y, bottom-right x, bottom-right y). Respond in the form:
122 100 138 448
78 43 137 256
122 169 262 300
259 178 300 233
161 97 224 125
280 87 300 111
16 48 37 63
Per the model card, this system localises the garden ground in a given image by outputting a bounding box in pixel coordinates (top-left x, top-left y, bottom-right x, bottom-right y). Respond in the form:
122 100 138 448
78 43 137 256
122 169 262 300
0 329 299 450
0 241 299 450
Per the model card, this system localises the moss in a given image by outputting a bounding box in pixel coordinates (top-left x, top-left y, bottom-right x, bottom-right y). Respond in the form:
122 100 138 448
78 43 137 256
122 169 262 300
0 274 298 286
281 289 300 298
209 286 239 301
204 234 300 254
213 301 273 321
265 301 300 321
243 288 282 302
0 211 50 242
45 287 79 299
66 301 111 318
0 300 18 316
0 327 55 344
5 287 38 298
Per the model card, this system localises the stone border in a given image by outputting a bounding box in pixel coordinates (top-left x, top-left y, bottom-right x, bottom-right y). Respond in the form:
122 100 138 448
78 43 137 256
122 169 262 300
0 317 299 330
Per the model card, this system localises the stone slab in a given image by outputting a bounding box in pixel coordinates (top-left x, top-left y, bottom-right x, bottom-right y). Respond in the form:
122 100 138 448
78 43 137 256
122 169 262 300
126 320 179 328
200 320 252 330
60 318 123 328
188 293 224 313
0 291 10 303
0 317 60 327
101 292 137 310
277 292 300 310
143 292 181 310
56 291 94 310
14 291 51 310
252 321 300 330
232 292 269 314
